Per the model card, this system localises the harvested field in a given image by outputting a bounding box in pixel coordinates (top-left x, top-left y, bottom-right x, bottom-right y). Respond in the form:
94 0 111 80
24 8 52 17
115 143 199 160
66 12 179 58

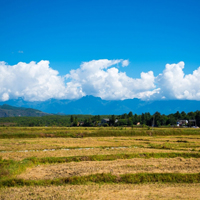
0 137 145 151
1 147 187 161
1 127 200 199
0 183 200 200
1 135 200 161
17 157 200 180
1 135 200 151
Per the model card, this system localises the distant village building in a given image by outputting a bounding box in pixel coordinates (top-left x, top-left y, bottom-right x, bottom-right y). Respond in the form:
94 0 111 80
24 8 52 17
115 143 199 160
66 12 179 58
100 118 118 126
77 121 84 126
177 120 188 126
101 118 110 125
188 119 197 127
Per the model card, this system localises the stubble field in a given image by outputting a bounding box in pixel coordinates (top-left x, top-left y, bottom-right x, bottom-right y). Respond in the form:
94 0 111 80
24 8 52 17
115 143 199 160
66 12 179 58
0 127 200 199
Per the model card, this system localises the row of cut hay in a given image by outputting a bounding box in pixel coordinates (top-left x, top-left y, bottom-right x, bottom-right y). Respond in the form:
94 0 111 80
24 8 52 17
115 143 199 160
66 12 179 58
1 152 200 180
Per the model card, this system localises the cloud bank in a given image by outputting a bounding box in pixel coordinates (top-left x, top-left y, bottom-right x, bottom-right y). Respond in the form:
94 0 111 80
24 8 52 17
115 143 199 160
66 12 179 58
0 61 66 101
157 61 200 100
0 59 200 101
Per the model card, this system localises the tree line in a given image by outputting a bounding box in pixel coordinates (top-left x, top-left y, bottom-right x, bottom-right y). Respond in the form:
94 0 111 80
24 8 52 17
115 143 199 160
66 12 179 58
0 110 200 127
109 111 200 127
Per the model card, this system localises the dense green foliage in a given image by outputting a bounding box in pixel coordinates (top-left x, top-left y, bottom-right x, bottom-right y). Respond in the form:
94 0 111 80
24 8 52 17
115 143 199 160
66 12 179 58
0 115 92 127
1 110 200 127
114 111 200 127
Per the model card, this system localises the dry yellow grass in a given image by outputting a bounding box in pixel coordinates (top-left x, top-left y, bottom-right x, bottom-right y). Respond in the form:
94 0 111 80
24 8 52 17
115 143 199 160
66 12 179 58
1 129 200 199
17 157 200 180
0 183 200 200
0 137 141 151
1 132 200 199
0 135 199 151
1 135 199 160
1 147 187 161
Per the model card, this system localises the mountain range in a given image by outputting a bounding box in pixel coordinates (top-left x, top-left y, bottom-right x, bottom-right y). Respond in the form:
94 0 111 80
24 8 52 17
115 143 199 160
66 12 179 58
0 96 200 116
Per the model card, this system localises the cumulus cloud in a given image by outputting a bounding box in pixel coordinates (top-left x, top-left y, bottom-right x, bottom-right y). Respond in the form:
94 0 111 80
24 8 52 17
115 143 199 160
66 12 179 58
156 61 200 100
65 59 156 100
0 59 157 101
1 59 200 102
0 60 68 101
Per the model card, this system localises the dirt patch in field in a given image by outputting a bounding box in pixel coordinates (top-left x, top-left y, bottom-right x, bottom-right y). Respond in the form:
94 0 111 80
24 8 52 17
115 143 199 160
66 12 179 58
17 158 200 180
0 183 200 200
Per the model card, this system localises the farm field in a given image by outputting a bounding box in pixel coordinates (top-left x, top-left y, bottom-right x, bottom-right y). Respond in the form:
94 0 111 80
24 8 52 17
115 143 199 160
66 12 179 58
0 127 200 199
1 183 200 200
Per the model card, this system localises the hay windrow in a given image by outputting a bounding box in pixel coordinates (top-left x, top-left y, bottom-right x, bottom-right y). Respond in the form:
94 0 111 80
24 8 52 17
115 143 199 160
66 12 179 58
0 183 200 200
17 157 200 180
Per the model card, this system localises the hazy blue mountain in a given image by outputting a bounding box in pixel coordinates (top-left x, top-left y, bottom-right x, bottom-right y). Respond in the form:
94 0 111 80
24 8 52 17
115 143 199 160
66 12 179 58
0 104 50 117
0 96 200 115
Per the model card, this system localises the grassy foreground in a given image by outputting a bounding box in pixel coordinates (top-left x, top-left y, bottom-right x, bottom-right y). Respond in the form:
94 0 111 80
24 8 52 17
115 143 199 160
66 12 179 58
0 127 200 199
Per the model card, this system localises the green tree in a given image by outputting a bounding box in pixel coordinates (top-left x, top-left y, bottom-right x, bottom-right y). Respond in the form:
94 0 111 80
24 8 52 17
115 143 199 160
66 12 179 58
127 117 133 125
154 112 161 126
195 111 200 127
128 111 133 118
174 111 181 119
110 114 116 125
73 116 78 126
180 111 187 120
70 115 74 123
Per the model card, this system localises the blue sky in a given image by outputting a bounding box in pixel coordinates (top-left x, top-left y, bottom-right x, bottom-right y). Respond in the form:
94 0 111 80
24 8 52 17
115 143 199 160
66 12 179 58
0 0 200 101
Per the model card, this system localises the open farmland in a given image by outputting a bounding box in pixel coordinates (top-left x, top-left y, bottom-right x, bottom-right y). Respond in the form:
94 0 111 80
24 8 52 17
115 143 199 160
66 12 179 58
0 127 200 199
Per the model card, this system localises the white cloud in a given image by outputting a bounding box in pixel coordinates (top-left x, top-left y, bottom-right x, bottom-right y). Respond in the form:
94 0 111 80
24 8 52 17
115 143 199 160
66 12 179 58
1 59 200 102
66 59 156 100
0 60 68 101
18 51 23 53
2 93 9 101
122 60 129 67
156 61 200 100
0 59 157 101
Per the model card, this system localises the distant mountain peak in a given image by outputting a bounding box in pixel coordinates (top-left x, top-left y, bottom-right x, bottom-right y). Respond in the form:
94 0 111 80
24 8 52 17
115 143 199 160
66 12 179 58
0 96 200 115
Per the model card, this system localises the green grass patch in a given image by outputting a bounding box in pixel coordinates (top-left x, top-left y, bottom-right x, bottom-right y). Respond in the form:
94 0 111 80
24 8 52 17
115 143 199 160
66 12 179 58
148 142 200 151
0 157 33 180
1 153 200 181
0 127 200 138
25 152 200 164
0 173 199 187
